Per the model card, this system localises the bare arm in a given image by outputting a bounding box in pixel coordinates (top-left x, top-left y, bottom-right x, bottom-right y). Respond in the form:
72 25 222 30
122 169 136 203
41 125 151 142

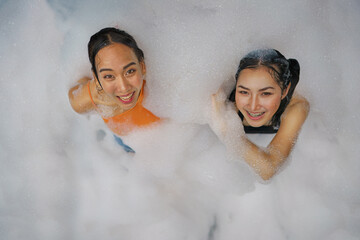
68 76 125 116
241 96 309 180
68 77 95 114
209 91 309 181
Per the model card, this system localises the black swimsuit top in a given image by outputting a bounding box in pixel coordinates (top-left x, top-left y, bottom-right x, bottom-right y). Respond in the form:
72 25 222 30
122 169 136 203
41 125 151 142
243 125 278 134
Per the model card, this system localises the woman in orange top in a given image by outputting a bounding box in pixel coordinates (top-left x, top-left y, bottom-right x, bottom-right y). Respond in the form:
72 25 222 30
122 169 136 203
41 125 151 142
68 27 160 152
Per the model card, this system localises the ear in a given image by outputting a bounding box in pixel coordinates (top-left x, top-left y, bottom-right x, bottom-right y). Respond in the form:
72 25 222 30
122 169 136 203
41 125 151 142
281 83 291 100
140 61 146 77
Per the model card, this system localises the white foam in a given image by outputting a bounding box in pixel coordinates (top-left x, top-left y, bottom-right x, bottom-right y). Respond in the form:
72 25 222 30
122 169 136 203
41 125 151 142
1 0 360 239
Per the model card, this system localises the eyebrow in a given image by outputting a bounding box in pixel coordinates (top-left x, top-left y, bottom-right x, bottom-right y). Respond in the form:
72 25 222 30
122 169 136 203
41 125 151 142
237 85 275 91
99 68 113 73
259 87 275 91
99 62 137 73
123 62 136 70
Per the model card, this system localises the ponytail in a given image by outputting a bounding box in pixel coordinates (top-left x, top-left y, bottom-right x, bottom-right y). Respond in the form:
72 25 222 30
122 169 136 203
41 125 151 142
286 58 300 98
272 58 300 126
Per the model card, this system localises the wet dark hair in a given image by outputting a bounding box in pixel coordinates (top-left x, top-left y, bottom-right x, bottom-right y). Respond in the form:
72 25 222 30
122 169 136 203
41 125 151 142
229 49 300 128
88 27 145 88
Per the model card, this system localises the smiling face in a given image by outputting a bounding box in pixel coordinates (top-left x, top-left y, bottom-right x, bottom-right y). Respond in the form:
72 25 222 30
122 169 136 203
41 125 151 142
235 66 288 127
94 43 146 111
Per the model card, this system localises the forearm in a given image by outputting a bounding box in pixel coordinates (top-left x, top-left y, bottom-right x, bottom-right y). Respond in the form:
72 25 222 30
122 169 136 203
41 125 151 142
240 138 285 180
242 97 310 180
209 89 284 180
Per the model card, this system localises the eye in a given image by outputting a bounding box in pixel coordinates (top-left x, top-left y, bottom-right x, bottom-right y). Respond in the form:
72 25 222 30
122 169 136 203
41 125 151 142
125 68 136 76
261 92 273 96
103 74 115 80
238 90 249 95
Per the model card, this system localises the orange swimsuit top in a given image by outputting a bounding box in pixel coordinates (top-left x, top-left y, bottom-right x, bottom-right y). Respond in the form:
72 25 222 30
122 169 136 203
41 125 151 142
88 80 160 136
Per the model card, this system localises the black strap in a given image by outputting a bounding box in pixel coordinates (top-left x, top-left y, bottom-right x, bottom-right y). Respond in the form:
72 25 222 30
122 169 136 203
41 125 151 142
243 125 278 134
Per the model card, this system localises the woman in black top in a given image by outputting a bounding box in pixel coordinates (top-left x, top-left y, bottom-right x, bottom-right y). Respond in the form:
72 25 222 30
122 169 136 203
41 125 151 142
210 49 309 180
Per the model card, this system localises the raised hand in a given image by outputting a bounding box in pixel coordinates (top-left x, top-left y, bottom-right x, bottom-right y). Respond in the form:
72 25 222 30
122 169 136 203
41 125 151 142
209 82 244 144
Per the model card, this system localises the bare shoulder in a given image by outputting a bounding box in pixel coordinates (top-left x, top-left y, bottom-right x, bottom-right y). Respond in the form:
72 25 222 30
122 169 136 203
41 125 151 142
287 94 310 113
68 77 94 114
269 94 309 159
282 93 310 124
275 93 310 140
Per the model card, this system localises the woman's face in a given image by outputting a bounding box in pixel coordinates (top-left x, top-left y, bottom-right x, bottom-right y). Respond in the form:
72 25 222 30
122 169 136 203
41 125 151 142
235 66 287 127
94 43 146 111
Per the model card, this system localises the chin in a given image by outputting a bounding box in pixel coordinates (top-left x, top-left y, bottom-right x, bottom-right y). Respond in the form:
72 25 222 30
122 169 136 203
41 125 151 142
247 122 265 128
122 103 136 111
243 114 272 128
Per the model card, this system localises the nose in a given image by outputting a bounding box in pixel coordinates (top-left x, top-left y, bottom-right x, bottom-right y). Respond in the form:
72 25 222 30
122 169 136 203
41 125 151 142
249 95 260 111
115 75 131 93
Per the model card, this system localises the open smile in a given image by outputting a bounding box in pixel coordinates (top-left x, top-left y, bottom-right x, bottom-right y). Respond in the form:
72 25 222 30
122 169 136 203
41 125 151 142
246 111 265 120
117 91 135 104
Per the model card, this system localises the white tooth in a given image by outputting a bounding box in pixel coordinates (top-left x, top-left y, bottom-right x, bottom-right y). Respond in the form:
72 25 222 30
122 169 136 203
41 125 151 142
120 93 132 100
249 112 263 117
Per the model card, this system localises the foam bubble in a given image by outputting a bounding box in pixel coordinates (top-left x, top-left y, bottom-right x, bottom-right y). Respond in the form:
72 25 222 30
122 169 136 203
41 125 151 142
1 0 360 239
